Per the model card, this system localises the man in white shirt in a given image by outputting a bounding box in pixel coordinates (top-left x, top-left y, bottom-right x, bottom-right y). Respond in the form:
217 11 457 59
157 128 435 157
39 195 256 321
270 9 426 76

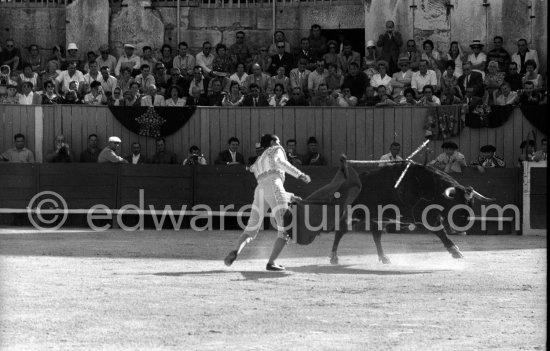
307 59 328 93
511 38 539 75
55 61 85 94
98 66 117 94
417 85 441 106
173 41 195 76
98 136 128 163
134 64 156 93
195 41 214 77
290 58 312 97
83 60 101 93
188 66 208 96
115 44 141 76
430 142 467 173
0 133 35 162
379 142 404 166
411 59 438 97
18 81 40 105
83 81 106 105
140 85 165 106
391 56 413 99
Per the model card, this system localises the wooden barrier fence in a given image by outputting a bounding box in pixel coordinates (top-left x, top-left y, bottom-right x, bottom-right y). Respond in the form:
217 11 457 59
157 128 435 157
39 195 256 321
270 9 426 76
0 105 544 168
0 164 530 233
0 163 520 211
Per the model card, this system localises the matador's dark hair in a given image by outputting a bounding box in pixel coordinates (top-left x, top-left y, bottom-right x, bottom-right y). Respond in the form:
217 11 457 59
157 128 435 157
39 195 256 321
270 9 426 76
260 134 278 149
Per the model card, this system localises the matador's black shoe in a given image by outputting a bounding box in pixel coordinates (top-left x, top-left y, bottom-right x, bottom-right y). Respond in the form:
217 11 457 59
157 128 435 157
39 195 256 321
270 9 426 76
224 250 238 266
266 263 285 271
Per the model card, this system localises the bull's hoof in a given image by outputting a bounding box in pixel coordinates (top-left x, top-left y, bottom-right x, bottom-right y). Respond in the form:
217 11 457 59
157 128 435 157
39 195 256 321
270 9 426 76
379 255 391 264
448 245 464 259
330 253 339 265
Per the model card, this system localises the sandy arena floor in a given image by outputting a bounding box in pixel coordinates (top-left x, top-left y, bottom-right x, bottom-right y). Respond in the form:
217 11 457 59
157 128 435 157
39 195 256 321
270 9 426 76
0 228 546 350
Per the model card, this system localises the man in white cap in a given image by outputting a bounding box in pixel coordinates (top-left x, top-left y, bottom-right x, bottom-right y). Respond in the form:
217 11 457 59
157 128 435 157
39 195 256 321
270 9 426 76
467 40 487 78
98 136 128 163
66 42 83 71
115 44 141 76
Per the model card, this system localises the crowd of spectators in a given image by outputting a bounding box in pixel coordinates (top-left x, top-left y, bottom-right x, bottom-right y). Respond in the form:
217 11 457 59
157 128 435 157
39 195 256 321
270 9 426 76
3 131 546 172
0 23 546 108
0 133 332 167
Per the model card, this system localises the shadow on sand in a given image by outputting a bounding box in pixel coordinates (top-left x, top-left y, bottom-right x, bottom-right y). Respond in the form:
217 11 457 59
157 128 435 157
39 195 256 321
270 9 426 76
147 269 290 281
287 264 443 275
146 265 441 279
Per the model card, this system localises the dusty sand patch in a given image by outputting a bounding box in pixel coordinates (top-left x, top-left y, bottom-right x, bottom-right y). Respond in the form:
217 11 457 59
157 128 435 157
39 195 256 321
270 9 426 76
0 229 546 350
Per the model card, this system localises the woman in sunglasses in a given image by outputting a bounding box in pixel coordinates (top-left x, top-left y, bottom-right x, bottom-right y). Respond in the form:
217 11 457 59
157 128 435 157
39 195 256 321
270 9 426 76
41 80 63 104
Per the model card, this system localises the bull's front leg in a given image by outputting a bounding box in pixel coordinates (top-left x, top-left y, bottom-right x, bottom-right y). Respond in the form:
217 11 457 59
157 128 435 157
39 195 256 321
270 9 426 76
434 216 464 259
373 225 391 264
330 228 346 265
330 211 354 265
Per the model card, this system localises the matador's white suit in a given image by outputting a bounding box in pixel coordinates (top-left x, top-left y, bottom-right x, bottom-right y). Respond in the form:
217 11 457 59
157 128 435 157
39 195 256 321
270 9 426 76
244 144 305 239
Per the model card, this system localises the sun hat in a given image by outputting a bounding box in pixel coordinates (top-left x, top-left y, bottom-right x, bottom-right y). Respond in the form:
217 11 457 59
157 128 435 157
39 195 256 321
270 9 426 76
469 40 484 48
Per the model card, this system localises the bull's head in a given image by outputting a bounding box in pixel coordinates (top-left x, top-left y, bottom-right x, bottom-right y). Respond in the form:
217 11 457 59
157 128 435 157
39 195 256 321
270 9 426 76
442 186 495 202
441 185 495 229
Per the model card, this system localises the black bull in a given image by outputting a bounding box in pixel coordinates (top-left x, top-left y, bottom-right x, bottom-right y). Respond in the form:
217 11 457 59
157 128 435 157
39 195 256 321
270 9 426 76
285 159 494 264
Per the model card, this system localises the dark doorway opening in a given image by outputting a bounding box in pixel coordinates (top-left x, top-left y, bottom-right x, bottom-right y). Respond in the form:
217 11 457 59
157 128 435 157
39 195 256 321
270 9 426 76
322 28 365 62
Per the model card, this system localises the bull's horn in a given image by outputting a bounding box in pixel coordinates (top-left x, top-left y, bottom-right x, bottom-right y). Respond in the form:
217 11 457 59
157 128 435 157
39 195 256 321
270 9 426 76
472 190 495 202
443 187 456 199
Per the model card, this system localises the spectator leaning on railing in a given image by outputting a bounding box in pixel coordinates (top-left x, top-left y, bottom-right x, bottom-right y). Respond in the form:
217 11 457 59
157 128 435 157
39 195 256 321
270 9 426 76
215 137 245 165
0 133 35 163
45 134 73 163
183 145 207 165
302 136 327 166
80 133 101 163
379 142 403 167
470 145 506 173
151 137 178 164
98 136 128 164
124 142 147 164
430 142 467 173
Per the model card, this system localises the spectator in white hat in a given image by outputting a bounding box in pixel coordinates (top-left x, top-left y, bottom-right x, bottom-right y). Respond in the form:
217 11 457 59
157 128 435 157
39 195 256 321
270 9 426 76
363 40 378 70
467 40 487 79
115 44 141 77
98 136 128 163
65 42 83 71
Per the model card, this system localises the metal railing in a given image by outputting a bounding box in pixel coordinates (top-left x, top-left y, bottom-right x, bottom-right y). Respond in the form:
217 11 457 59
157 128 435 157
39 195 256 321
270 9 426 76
0 0 357 8
0 0 71 6
109 0 357 9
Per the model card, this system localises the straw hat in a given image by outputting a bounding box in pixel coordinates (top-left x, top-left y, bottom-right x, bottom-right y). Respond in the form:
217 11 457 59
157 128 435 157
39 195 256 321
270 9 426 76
469 40 484 48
